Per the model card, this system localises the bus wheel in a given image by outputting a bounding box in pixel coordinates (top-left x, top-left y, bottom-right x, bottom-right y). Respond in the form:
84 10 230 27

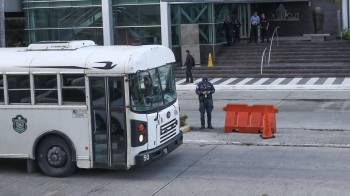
36 136 76 177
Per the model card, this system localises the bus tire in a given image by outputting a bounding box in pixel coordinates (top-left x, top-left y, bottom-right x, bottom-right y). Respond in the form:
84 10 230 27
36 136 76 177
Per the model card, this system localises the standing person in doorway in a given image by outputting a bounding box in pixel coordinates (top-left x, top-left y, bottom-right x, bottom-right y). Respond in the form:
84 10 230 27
260 13 270 43
249 11 260 44
233 17 241 44
196 77 215 129
223 16 233 46
184 50 195 83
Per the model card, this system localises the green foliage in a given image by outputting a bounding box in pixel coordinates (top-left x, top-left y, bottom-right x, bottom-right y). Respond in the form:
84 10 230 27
342 29 350 40
180 114 188 127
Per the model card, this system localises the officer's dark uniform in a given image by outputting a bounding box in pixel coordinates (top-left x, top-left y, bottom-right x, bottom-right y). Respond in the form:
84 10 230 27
195 78 215 129
184 51 195 83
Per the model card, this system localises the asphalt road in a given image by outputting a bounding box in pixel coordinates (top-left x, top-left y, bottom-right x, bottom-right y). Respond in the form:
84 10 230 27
1 144 350 196
1 89 350 196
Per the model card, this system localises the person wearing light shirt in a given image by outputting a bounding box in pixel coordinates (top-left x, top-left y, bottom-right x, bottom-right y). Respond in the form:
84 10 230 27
249 11 260 43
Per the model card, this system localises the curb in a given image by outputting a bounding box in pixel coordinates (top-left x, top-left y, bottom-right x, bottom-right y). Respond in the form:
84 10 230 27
184 139 350 149
180 125 191 133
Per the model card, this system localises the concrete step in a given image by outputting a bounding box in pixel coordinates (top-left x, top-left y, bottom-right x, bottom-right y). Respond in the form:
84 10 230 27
207 40 350 78
216 59 350 64
220 49 350 55
218 55 350 61
217 56 350 62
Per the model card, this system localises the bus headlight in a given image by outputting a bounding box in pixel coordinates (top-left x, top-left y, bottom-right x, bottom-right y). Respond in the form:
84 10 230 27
131 120 148 147
139 135 144 143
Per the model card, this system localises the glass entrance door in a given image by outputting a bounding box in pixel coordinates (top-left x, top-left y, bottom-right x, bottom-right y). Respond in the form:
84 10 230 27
90 77 126 168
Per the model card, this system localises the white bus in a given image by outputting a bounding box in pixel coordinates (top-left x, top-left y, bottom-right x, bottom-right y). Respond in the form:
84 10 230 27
0 41 182 177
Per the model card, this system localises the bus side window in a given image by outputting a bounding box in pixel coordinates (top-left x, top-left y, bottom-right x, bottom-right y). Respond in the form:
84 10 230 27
34 75 58 104
0 75 3 104
61 74 86 105
7 75 31 104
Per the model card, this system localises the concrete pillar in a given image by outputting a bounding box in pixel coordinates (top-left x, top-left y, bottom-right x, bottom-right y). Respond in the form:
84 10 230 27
160 2 172 48
349 0 350 28
342 0 349 30
0 0 5 47
102 0 114 45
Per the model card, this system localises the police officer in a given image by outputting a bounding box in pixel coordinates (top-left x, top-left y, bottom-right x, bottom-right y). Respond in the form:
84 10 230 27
233 17 241 44
195 77 215 129
223 16 233 46
184 50 195 83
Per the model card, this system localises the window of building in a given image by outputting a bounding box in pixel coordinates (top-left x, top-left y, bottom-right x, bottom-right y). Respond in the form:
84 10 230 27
7 75 31 104
62 74 86 104
0 75 4 104
34 75 58 104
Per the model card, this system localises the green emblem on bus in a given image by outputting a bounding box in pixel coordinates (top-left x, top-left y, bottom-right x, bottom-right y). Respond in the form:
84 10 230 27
12 115 27 134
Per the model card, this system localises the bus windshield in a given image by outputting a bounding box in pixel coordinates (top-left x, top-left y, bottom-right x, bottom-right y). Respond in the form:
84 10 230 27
129 64 177 112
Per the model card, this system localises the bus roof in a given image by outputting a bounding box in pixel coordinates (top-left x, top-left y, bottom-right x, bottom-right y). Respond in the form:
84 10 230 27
0 41 176 74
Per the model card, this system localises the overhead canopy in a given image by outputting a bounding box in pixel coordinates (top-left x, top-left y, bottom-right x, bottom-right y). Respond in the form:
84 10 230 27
162 0 309 3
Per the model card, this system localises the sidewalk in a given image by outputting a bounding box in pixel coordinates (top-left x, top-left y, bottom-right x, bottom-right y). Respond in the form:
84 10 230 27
184 128 350 148
176 77 350 90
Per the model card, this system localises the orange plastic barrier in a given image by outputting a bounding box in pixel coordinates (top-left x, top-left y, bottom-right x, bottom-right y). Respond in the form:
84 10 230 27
223 104 279 138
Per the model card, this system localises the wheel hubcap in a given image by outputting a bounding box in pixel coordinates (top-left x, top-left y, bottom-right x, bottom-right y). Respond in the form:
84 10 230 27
47 146 67 168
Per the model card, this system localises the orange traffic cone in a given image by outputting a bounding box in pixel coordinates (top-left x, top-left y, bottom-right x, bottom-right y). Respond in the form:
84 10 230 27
208 53 214 68
261 113 275 139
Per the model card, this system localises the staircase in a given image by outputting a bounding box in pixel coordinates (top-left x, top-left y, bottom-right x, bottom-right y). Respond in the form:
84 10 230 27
58 8 102 40
175 40 350 78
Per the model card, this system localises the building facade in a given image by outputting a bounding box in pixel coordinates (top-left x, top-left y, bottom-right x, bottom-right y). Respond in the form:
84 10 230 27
342 0 350 29
2 0 24 47
20 0 350 61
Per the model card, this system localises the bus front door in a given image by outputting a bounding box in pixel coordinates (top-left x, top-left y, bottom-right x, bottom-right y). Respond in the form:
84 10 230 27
89 77 127 169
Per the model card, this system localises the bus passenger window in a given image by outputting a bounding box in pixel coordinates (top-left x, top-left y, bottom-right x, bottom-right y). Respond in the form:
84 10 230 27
34 75 58 104
7 75 31 104
0 75 3 104
61 74 86 104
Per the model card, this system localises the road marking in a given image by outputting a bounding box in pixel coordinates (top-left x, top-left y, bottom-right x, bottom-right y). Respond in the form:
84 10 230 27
245 78 261 85
306 78 319 85
288 78 303 85
270 78 286 85
210 78 222 84
221 78 236 85
297 78 311 85
229 78 246 85
176 79 186 85
262 78 278 85
253 78 270 85
175 77 350 90
236 78 253 85
279 78 294 85
333 77 345 85
343 78 350 85
194 78 202 84
324 77 336 85
213 78 227 85
314 78 327 85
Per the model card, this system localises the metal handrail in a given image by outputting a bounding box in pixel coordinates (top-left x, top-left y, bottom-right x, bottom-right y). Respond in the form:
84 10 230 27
268 26 280 66
260 47 267 75
260 26 280 75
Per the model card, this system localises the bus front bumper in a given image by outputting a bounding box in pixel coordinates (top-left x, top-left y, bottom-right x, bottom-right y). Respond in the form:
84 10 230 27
135 132 183 166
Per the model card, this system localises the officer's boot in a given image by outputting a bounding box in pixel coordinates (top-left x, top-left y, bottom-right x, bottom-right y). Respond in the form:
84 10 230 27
200 112 205 129
207 112 213 129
